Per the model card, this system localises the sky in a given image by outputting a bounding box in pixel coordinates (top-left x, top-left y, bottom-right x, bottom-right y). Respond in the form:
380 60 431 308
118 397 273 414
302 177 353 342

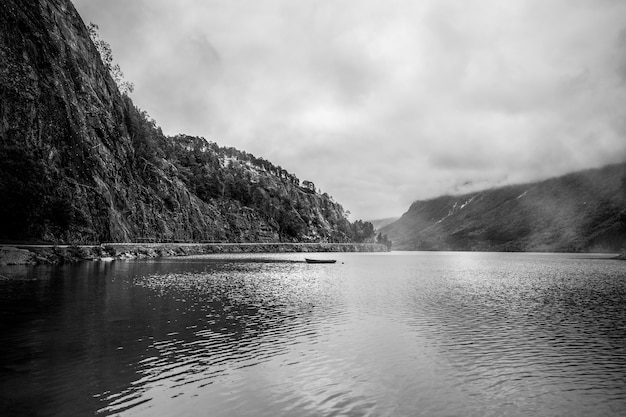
72 0 626 220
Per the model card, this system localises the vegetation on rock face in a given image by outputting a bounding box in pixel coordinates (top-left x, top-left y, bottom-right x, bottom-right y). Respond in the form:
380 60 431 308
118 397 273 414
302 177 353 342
0 0 376 245
381 163 626 252
120 111 373 243
87 23 134 95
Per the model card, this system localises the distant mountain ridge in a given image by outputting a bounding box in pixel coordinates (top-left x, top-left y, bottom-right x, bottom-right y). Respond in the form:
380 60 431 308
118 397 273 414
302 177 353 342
381 162 626 252
0 0 376 244
369 217 400 230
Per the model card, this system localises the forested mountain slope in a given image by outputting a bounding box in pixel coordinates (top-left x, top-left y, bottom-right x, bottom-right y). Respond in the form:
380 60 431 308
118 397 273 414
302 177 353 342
381 163 626 252
0 0 373 244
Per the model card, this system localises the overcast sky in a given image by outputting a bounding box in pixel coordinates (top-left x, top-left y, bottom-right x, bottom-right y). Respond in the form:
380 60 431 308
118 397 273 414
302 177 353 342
73 0 626 220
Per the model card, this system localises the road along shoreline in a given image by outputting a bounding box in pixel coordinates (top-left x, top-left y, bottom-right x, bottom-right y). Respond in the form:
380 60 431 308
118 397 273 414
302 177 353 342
0 242 389 265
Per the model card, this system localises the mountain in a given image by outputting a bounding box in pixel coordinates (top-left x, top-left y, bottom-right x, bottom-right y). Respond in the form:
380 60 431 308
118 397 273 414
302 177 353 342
0 0 374 244
381 163 626 252
369 217 400 230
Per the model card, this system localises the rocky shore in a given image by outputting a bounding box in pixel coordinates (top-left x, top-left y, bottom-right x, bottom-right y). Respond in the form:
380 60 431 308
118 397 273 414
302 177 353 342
0 242 389 265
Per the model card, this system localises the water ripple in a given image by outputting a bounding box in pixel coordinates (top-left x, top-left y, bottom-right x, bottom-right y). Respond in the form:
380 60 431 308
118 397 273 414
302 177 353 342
2 253 626 416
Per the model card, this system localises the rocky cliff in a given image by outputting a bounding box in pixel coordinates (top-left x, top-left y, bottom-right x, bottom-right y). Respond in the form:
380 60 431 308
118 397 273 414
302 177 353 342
381 163 626 252
0 0 373 245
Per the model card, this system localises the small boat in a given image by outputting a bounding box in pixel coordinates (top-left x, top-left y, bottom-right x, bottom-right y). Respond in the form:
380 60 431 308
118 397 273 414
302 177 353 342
305 258 337 264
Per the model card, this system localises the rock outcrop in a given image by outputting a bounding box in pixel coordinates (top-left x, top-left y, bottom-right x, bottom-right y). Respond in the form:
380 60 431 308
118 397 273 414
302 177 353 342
0 247 36 265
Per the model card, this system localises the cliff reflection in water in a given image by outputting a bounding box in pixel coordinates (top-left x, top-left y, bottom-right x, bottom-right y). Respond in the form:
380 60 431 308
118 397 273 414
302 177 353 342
0 257 339 417
111 261 341 416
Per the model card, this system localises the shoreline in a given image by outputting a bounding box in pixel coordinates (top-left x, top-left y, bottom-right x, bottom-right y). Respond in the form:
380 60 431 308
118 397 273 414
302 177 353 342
0 242 389 265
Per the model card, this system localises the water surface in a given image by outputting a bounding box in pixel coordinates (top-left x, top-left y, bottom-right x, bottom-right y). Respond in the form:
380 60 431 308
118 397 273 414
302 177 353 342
1 252 625 416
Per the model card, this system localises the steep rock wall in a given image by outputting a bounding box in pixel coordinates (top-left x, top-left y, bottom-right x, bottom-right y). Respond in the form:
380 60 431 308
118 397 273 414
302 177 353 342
0 0 359 245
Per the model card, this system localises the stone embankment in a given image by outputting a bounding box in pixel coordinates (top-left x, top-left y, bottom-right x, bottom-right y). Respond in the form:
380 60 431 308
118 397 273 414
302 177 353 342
0 242 389 265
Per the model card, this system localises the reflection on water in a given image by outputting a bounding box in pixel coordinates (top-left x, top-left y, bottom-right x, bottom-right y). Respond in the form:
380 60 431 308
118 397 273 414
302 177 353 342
1 252 625 416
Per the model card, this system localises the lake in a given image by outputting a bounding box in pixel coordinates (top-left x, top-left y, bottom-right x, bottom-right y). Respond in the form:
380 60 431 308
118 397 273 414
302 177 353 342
1 252 625 416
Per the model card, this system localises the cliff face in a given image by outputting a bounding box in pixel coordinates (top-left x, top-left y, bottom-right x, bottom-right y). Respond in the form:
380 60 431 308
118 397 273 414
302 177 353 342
381 163 626 252
1 0 124 242
0 0 364 244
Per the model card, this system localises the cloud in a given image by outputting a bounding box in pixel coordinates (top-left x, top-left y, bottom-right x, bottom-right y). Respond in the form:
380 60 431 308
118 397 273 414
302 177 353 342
73 0 626 219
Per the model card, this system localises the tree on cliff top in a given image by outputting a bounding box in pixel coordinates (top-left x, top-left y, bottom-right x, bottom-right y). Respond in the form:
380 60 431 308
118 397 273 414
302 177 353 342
87 23 134 95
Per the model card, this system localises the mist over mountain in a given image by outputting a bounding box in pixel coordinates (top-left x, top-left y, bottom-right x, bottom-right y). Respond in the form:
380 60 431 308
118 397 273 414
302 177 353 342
369 217 400 231
381 163 626 253
0 0 375 244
